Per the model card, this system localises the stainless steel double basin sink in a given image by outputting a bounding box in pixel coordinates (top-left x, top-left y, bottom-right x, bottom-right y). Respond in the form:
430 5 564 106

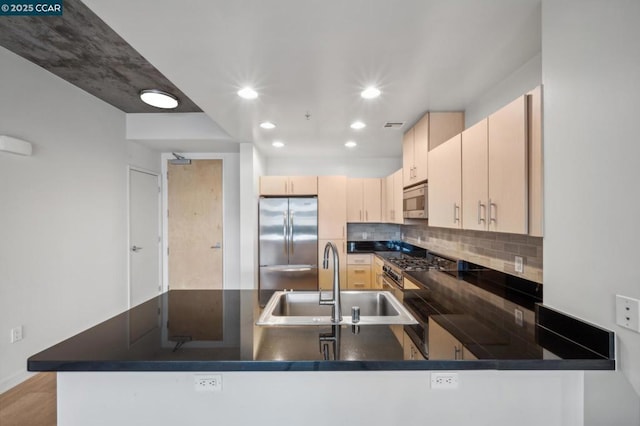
257 290 417 326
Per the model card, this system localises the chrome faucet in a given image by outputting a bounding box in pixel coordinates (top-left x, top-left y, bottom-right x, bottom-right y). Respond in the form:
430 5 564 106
319 242 342 323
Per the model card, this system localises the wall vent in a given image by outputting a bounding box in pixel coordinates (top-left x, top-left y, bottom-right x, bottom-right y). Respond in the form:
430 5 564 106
383 122 404 128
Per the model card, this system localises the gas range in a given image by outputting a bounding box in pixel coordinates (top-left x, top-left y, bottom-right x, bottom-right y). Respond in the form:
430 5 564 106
380 252 462 288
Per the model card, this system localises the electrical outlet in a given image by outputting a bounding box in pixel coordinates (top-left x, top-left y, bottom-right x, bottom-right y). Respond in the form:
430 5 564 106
431 372 458 389
616 295 640 332
514 309 524 327
362 232 368 240
10 326 23 343
514 256 524 273
194 374 222 392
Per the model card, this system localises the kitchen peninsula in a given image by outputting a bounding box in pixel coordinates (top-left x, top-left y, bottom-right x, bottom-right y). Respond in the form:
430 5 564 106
29 260 613 425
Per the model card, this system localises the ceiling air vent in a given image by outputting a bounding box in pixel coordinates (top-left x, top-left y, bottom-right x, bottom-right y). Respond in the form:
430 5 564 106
383 122 404 128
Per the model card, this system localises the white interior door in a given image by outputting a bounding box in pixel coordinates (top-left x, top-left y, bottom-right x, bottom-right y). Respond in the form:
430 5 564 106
129 168 161 307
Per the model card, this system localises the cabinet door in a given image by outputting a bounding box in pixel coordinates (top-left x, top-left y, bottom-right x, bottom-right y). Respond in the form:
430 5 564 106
528 86 543 237
462 119 489 231
346 178 364 222
260 176 289 195
385 174 394 222
372 256 384 289
412 113 430 183
428 112 465 150
347 265 372 289
393 169 404 224
318 239 347 291
428 318 463 360
488 95 528 234
362 178 381 222
318 176 347 239
402 127 415 187
403 332 426 360
289 176 318 195
428 135 462 229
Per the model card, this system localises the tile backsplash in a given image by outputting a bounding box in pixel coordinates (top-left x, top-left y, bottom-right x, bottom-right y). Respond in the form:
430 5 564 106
347 223 401 242
401 225 543 283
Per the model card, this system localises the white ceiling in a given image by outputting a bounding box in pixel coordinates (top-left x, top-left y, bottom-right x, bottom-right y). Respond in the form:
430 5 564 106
83 0 541 158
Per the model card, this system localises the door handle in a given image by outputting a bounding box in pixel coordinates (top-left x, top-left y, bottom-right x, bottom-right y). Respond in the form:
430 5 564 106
283 211 288 255
131 245 143 252
289 211 294 255
210 243 221 249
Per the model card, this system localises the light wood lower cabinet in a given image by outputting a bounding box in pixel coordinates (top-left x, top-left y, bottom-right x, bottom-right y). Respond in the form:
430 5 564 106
372 255 384 290
403 332 426 360
428 318 477 360
318 239 347 291
346 253 372 289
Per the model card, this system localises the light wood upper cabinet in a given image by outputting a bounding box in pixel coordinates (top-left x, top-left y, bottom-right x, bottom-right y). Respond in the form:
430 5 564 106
528 86 543 237
428 134 462 229
403 112 464 188
487 95 528 234
461 119 489 231
318 238 347 291
318 176 346 239
347 178 381 223
260 176 318 195
383 169 404 224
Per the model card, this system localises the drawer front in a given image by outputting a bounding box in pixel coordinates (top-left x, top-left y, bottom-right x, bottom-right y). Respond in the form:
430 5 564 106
347 253 372 265
347 265 372 289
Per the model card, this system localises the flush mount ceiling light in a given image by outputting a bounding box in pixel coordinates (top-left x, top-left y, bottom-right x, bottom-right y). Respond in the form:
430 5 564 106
272 141 285 148
237 87 258 99
139 89 179 109
350 121 366 130
361 87 381 99
260 121 276 129
345 141 357 148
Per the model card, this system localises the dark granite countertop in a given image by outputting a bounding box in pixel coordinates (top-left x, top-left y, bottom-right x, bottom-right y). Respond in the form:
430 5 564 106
28 286 614 372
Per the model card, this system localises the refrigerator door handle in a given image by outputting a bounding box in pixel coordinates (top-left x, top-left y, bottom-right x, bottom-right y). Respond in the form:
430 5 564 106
262 265 315 272
289 211 295 255
283 211 288 256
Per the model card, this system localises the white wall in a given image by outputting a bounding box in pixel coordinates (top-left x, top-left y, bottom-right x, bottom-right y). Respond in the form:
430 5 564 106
266 156 402 178
0 47 157 392
464 52 542 128
239 143 265 289
541 0 640 423
59 370 584 426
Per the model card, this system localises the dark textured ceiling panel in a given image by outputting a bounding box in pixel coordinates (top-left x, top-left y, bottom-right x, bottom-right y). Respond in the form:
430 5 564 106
0 0 201 113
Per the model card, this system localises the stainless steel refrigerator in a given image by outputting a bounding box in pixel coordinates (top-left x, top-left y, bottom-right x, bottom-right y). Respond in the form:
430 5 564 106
259 197 318 305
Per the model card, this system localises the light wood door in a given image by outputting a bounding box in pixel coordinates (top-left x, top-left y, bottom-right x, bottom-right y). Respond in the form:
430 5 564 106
392 169 404 224
488 95 528 234
289 176 318 195
413 113 430 183
168 159 223 289
462 119 489 231
363 178 381 222
318 176 346 239
428 134 462 229
129 169 161 307
318 239 347 290
260 176 288 195
402 127 415 187
528 86 543 237
346 178 364 222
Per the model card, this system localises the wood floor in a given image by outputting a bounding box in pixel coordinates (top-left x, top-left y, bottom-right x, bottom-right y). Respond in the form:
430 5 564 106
0 373 56 426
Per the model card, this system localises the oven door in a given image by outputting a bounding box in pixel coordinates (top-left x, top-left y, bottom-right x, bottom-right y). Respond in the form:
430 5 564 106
403 184 427 219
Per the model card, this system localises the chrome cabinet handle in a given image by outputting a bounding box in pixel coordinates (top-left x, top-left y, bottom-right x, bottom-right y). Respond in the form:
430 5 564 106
365 210 368 221
131 245 143 252
454 345 462 360
210 243 221 249
478 201 487 224
489 199 497 224
291 181 294 194
453 203 460 223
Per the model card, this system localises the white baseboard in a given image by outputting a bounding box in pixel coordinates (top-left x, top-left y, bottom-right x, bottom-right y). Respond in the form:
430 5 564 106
0 370 36 394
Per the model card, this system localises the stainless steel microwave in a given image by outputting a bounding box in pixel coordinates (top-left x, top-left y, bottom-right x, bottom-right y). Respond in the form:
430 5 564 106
403 183 428 219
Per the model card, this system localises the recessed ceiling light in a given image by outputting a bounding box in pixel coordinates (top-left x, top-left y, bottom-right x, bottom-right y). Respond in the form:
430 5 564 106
260 121 276 129
139 89 179 109
237 87 258 99
361 87 381 99
350 121 366 130
345 141 357 148
272 141 284 148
